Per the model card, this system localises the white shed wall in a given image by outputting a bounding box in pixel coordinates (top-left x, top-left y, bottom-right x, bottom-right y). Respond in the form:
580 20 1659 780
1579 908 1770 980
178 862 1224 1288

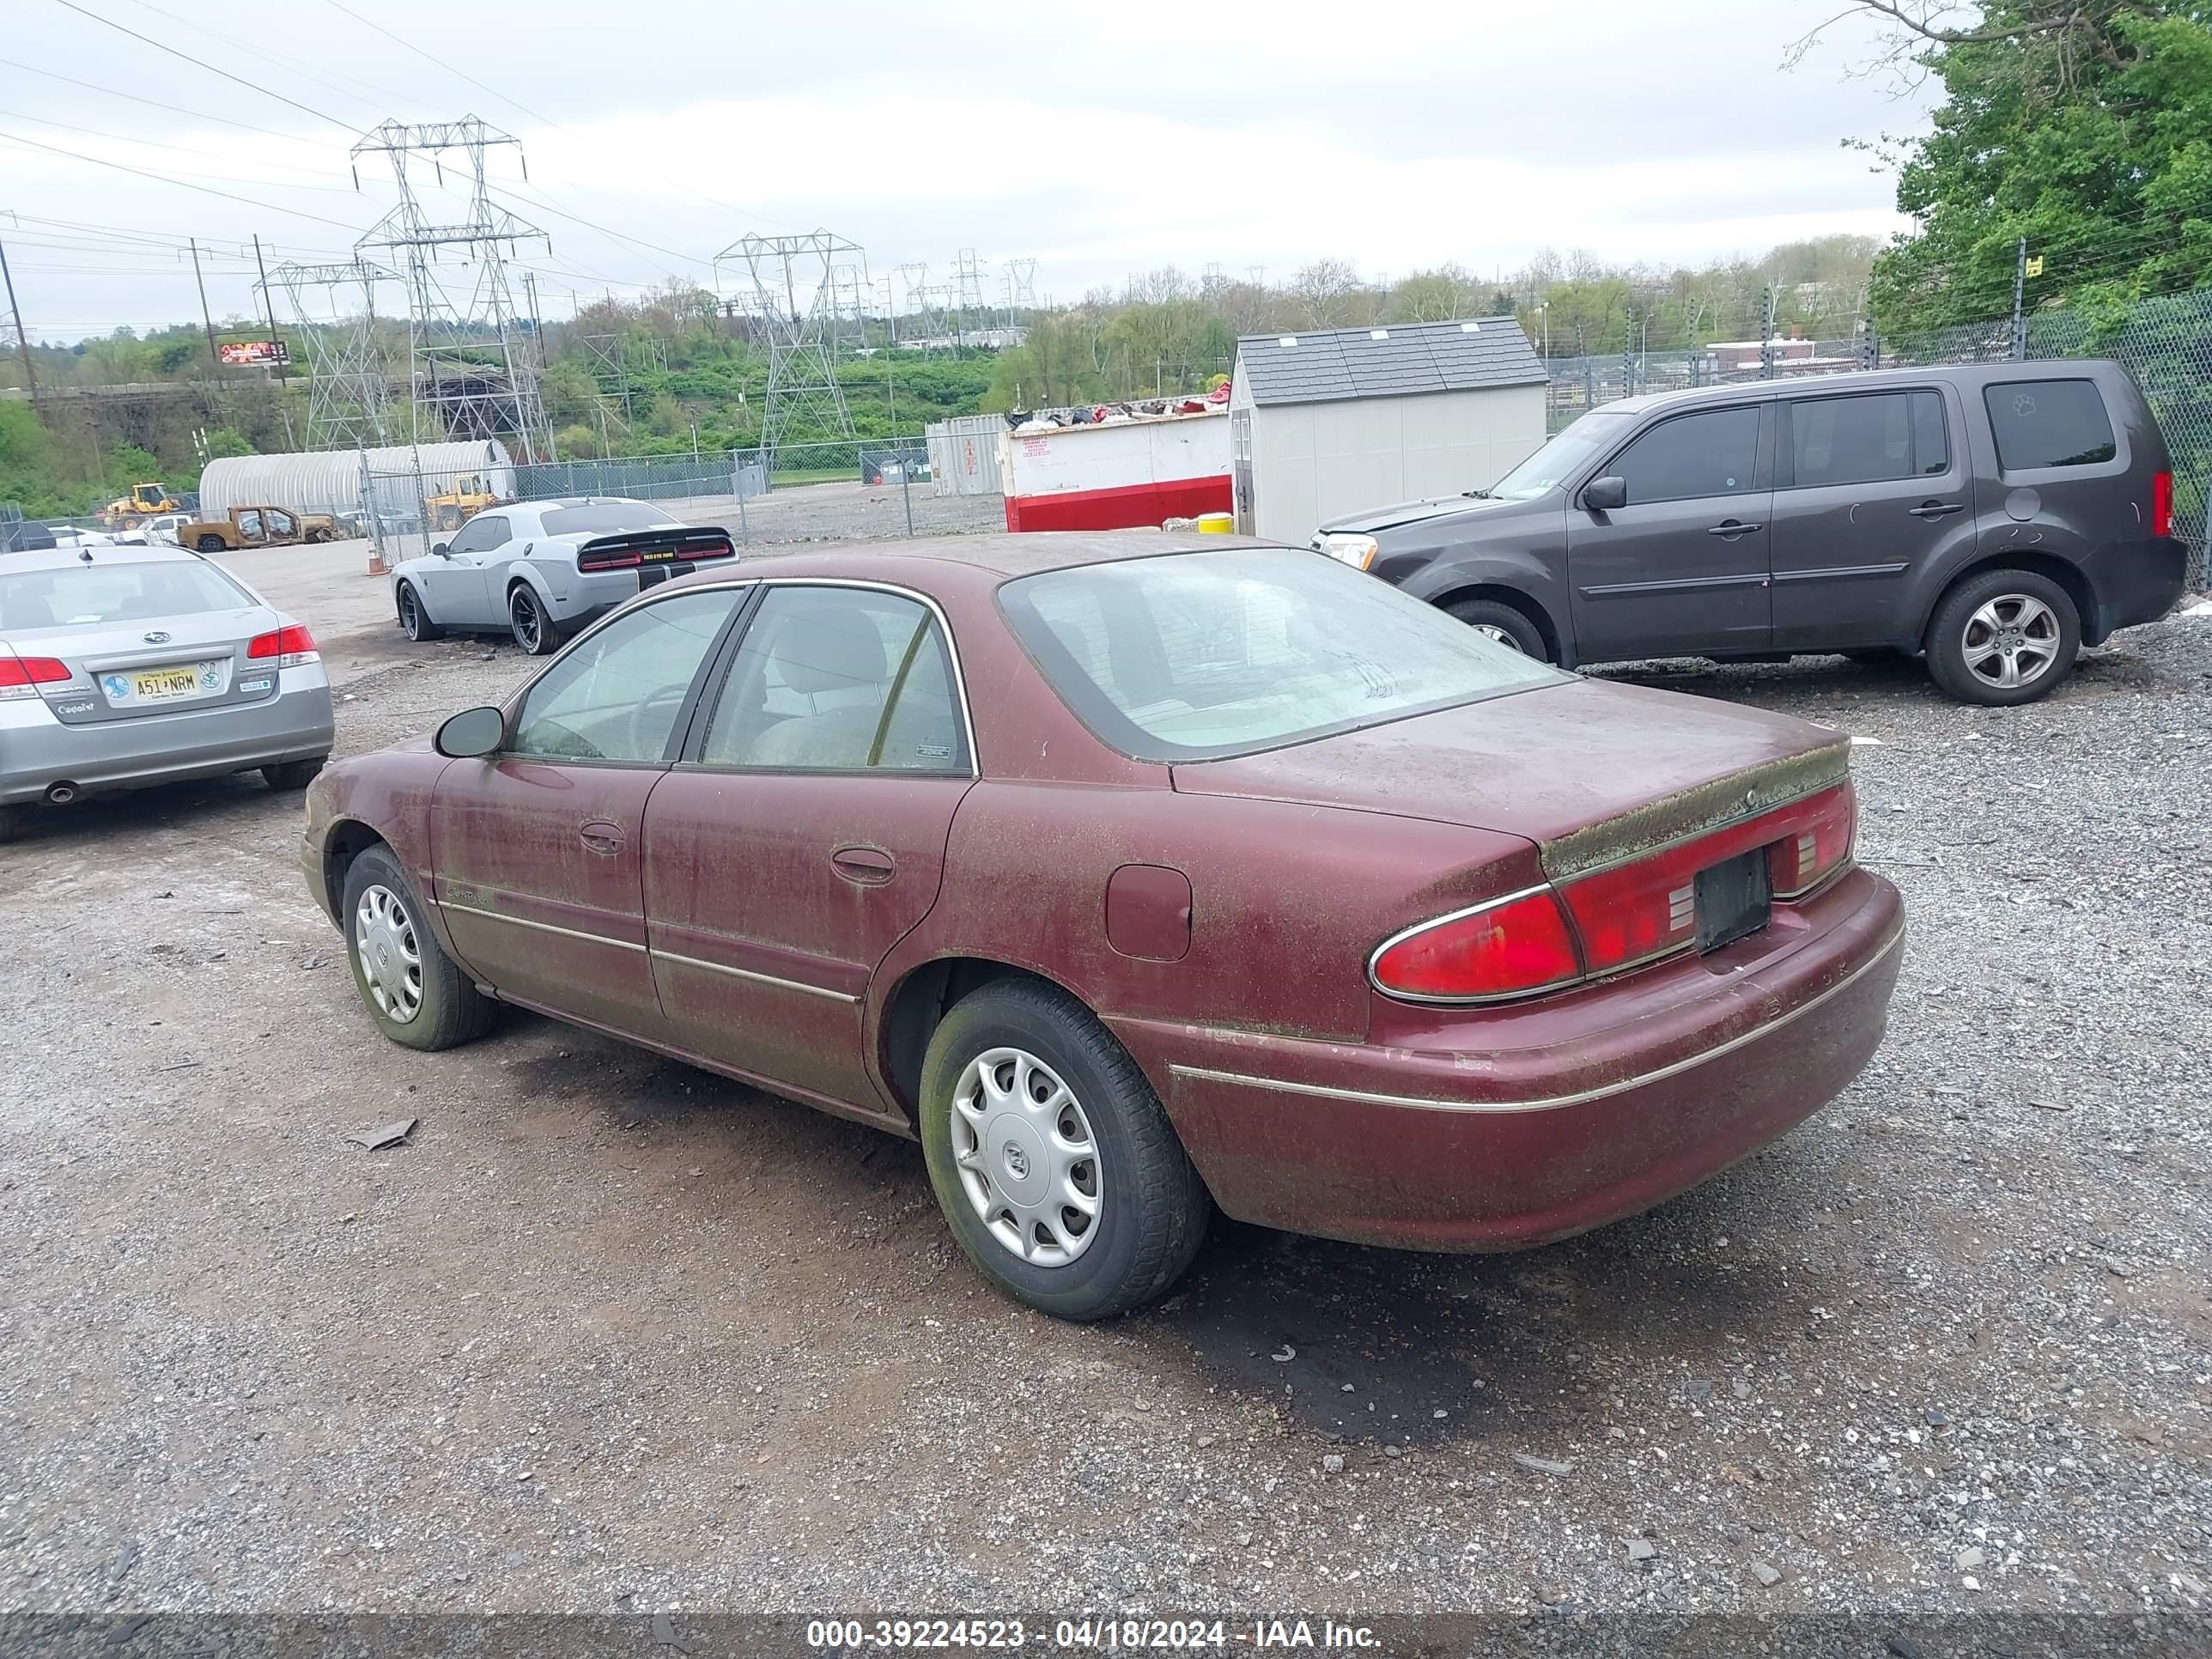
199 441 514 519
1249 384 1547 545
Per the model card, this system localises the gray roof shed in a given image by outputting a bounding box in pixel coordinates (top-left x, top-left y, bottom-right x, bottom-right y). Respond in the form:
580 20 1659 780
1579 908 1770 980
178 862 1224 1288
1235 317 1547 407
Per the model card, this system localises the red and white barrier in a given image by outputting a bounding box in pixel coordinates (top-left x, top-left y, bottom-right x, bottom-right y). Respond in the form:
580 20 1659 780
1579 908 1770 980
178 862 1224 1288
999 410 1231 532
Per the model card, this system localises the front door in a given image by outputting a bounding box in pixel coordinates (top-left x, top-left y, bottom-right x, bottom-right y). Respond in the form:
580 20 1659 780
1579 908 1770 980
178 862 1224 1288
417 511 509 626
644 583 975 1119
429 586 744 1037
1768 386 1966 649
1566 403 1773 661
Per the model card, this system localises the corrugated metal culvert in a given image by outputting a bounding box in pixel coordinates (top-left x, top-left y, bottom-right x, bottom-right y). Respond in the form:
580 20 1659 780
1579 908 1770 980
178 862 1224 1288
198 441 514 519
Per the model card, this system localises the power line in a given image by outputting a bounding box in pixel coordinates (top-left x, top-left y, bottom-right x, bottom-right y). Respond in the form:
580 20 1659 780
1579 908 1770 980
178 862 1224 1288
47 0 352 128
0 106 353 183
0 55 335 151
120 0 417 119
0 131 367 231
319 0 798 233
491 184 715 272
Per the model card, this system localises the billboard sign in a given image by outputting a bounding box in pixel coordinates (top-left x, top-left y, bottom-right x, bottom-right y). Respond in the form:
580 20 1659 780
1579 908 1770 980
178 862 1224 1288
218 339 289 368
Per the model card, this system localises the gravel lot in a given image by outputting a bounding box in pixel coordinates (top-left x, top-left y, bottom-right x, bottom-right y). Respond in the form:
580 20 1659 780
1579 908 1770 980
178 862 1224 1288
0 542 2205 1639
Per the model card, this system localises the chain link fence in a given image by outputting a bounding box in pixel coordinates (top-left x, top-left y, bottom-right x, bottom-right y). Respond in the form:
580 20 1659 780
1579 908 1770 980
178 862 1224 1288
1542 289 2211 581
350 436 999 566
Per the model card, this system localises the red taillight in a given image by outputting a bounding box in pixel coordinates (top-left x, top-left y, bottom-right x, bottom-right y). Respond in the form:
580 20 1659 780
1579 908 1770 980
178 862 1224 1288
579 549 643 570
247 624 318 665
2153 470 2174 539
1369 889 1583 1002
691 538 735 561
1555 841 1706 975
1767 781 1857 897
0 653 70 698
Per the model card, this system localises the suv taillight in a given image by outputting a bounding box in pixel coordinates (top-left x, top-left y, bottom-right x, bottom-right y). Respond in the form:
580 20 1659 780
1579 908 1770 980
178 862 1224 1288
2153 471 2174 539
0 653 70 699
247 624 319 666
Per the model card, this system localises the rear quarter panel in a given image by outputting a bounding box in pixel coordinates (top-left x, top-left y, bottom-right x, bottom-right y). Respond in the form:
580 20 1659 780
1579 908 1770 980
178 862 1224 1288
874 781 1546 1056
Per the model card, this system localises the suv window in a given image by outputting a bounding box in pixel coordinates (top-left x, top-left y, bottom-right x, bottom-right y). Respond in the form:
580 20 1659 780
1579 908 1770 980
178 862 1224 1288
701 586 968 772
508 589 738 763
1607 407 1760 505
1984 380 2117 471
1786 390 1948 488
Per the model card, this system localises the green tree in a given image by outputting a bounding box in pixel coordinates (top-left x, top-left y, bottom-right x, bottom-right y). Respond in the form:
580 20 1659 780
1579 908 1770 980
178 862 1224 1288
1812 3 2212 328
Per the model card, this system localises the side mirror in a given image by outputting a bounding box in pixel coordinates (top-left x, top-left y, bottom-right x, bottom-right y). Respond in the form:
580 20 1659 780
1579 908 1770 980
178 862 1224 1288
431 541 451 557
434 705 506 758
1582 476 1627 513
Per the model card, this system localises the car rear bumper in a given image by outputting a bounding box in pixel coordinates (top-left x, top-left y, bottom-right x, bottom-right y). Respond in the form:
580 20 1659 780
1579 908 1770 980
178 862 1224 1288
2089 538 2190 640
0 668 335 805
1110 868 1904 1251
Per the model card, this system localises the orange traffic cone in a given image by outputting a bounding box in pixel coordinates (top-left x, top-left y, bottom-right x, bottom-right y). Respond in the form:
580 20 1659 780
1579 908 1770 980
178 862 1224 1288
367 547 389 576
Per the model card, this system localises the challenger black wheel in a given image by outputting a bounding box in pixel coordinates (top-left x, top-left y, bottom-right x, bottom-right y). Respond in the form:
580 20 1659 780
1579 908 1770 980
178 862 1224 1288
510 586 558 655
397 580 442 642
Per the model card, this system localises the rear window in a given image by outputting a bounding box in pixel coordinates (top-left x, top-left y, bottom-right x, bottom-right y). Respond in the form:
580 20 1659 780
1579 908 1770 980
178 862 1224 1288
541 504 679 537
1000 548 1562 763
0 560 254 631
1984 380 2117 471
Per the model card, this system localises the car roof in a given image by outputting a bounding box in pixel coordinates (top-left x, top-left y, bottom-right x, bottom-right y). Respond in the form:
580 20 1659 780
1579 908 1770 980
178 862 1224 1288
704 532 1260 585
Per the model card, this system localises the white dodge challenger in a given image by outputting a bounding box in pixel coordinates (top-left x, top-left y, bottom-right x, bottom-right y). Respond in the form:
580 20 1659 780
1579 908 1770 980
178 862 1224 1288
389 497 738 653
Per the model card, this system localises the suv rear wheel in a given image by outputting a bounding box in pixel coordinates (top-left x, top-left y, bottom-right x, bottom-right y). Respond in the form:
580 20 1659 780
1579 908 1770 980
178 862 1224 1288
1445 597 1549 660
1924 568 2080 706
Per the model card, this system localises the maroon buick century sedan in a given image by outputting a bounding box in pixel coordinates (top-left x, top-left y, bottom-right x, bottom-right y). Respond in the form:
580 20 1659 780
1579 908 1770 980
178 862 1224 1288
301 535 1904 1320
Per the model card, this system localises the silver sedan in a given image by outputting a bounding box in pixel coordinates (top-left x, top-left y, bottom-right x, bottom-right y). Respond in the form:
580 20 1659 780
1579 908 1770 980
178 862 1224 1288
0 542 335 842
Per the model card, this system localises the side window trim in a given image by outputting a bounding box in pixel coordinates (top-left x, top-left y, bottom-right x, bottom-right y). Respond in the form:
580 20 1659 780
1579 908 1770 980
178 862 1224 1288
676 578 979 777
499 584 754 769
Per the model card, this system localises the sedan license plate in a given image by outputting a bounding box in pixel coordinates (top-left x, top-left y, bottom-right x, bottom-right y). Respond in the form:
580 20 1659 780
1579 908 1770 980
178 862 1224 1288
102 660 224 706
1695 848 1771 952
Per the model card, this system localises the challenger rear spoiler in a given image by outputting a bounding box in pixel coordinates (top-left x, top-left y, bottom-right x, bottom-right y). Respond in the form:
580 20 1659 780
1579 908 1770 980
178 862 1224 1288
574 526 737 572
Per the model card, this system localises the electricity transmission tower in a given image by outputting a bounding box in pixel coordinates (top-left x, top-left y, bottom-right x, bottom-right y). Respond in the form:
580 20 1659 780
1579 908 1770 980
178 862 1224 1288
1003 257 1037 321
894 263 932 353
717 229 859 459
826 259 873 357
951 248 989 347
351 117 551 461
265 258 396 452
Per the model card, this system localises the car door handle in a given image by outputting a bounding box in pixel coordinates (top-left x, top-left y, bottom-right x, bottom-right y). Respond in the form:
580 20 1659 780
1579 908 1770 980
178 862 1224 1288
579 820 624 856
831 846 896 885
1909 501 1966 519
1706 520 1762 537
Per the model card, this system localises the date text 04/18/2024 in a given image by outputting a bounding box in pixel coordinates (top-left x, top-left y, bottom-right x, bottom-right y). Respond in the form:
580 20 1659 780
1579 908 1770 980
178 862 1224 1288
802 1620 1381 1650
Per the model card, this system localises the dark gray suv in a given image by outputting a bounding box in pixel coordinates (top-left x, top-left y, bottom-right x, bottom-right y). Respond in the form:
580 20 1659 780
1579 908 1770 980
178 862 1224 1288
1313 360 2187 705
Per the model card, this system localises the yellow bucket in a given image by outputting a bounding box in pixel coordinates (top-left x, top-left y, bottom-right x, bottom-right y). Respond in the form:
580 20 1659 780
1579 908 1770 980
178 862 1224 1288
1194 512 1235 534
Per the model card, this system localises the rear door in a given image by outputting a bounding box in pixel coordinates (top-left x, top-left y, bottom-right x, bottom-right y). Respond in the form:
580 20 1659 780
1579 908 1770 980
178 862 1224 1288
1768 386 1966 648
1565 403 1773 660
643 582 975 1120
428 586 746 1038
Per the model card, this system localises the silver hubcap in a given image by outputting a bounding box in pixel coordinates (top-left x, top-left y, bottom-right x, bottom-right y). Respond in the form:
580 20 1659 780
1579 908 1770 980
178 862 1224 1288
950 1047 1103 1267
1962 593 2059 689
353 884 423 1024
1474 623 1523 653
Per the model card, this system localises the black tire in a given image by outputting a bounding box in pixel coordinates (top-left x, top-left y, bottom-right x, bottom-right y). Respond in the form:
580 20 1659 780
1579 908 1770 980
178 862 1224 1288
306 528 331 544
338 844 495 1052
918 979 1211 1322
1444 597 1550 660
263 756 326 791
509 585 559 655
1923 568 2080 706
197 534 227 553
397 580 442 642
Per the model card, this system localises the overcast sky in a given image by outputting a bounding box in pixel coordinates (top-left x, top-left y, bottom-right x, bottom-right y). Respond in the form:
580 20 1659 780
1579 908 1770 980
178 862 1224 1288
2 0 1933 343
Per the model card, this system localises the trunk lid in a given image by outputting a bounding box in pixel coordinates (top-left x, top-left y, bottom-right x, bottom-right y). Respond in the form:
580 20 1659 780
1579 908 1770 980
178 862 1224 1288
4 604 285 726
1170 678 1850 880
